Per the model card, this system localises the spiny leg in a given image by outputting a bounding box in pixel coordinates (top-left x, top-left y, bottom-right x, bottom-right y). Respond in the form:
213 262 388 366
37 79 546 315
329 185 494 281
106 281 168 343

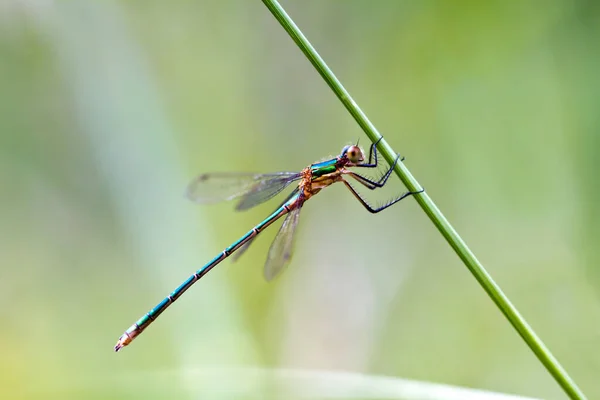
348 155 399 190
342 179 423 214
355 137 406 170
347 145 405 189
345 172 379 190
355 141 406 191
359 137 383 167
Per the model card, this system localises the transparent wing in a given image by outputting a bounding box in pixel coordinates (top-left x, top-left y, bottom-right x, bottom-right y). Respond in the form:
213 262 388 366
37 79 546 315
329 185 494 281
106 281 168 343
186 172 301 209
232 188 300 262
263 205 302 281
236 174 301 211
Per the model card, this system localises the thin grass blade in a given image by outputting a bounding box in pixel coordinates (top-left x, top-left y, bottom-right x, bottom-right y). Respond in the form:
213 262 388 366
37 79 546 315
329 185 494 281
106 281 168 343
261 2 587 398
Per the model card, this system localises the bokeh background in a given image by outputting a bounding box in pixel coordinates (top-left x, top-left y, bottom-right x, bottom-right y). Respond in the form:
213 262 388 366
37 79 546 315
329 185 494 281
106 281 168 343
1 1 599 399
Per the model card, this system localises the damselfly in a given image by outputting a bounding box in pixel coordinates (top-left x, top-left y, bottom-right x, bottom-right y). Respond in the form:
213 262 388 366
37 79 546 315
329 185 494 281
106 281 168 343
114 139 422 351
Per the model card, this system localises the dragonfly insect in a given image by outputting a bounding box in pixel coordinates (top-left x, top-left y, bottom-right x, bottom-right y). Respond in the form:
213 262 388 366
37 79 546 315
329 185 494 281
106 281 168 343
114 139 423 351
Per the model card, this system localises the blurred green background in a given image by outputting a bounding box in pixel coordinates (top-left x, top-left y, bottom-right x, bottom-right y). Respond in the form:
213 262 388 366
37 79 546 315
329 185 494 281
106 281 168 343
1 1 599 399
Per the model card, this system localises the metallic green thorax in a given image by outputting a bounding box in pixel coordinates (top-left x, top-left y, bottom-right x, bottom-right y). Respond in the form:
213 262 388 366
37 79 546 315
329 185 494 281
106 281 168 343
310 159 338 178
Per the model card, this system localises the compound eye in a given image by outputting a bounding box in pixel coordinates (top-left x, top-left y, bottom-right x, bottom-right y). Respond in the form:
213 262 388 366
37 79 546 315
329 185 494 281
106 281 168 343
344 145 364 163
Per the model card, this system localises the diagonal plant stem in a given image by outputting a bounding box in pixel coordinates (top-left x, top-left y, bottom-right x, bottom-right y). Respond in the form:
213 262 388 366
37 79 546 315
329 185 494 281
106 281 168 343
261 1 586 399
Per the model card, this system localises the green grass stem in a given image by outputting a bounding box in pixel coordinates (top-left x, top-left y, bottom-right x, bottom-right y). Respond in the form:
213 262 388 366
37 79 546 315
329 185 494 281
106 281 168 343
261 1 586 399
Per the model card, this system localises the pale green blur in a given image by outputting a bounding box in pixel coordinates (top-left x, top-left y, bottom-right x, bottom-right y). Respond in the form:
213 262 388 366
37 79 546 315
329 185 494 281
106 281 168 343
1 1 599 399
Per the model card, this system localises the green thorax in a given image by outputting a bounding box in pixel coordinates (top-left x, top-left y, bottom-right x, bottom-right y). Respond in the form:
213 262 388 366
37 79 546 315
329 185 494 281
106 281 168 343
310 158 338 178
